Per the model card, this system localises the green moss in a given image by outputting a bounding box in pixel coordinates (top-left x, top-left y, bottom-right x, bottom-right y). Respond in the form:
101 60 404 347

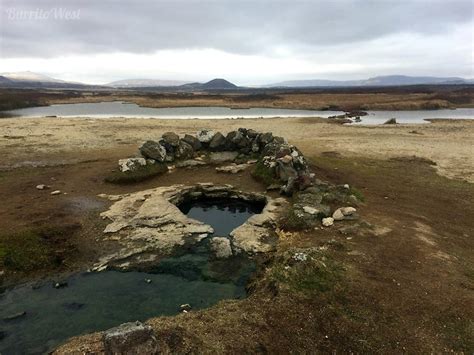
281 206 322 231
348 186 365 202
0 225 79 272
251 160 277 186
1 231 54 271
105 163 167 184
270 251 343 295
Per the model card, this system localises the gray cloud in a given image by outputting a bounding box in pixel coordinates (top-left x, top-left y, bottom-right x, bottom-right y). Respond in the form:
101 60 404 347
1 0 472 58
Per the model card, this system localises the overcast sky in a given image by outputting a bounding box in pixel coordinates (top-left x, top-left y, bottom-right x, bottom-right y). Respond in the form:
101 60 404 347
0 0 472 85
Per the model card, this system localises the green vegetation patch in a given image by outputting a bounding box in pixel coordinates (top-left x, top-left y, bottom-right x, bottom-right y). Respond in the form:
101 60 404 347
251 159 278 186
0 225 79 272
105 163 168 184
270 249 344 295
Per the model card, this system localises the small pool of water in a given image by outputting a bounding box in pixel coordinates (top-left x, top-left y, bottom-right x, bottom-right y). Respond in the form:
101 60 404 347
178 198 265 236
0 198 262 354
0 269 247 354
1 263 251 353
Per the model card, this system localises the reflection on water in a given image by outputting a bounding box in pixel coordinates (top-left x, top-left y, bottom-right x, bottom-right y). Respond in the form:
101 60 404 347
2 101 342 119
178 198 265 236
2 101 473 124
350 108 474 124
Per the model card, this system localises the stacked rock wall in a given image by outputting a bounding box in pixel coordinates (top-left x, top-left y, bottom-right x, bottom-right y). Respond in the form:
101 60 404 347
122 128 314 195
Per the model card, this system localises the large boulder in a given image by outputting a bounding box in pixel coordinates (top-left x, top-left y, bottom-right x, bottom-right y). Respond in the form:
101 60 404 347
332 207 358 221
161 132 180 147
224 131 238 150
231 131 251 150
209 132 227 151
175 140 194 160
246 129 258 139
259 132 274 145
118 158 147 172
197 129 215 143
139 141 167 162
182 134 202 151
103 321 159 355
276 159 297 182
209 237 233 258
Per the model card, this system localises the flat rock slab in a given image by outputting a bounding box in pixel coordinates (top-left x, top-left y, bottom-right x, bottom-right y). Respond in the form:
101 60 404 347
96 183 286 270
216 163 250 174
209 151 239 163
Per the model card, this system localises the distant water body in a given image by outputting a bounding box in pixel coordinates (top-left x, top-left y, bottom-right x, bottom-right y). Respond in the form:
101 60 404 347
3 101 474 124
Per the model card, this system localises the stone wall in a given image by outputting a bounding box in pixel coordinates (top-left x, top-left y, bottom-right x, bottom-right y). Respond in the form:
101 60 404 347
121 128 314 195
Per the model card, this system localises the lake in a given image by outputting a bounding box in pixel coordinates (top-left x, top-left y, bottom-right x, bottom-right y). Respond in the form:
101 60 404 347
2 101 474 124
3 101 342 119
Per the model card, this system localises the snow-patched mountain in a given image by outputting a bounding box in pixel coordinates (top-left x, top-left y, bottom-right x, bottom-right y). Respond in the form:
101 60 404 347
106 79 192 88
1 71 66 83
265 75 471 88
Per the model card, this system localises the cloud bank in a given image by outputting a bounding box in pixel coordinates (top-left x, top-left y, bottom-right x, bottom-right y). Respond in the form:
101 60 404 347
1 0 472 84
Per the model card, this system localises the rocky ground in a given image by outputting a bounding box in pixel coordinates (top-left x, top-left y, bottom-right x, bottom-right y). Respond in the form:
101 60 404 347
0 117 473 353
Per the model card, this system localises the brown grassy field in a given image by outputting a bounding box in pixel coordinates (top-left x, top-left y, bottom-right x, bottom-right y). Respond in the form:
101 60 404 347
0 116 472 352
1 85 473 112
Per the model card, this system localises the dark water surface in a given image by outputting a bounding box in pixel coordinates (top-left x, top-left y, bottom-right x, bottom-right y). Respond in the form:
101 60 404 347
178 198 265 236
0 199 262 354
0 270 246 354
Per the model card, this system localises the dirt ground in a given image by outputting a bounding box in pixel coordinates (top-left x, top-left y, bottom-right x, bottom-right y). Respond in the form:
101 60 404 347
0 117 473 352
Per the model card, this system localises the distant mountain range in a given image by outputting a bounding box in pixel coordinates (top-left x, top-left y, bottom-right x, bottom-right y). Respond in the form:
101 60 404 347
264 75 474 87
0 71 101 89
106 79 192 88
0 72 472 90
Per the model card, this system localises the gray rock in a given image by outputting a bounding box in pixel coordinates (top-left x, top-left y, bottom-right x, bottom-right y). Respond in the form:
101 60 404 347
103 321 159 355
197 129 215 143
210 237 233 258
209 132 227 151
332 207 358 221
161 132 180 147
224 131 238 150
276 161 297 182
332 208 345 221
175 140 194 160
36 184 47 190
140 140 167 162
176 160 207 168
303 206 319 215
209 151 238 163
259 132 274 145
180 304 192 312
251 141 260 153
322 217 334 227
182 134 202 151
384 118 397 125
118 158 147 172
247 129 258 138
216 163 250 174
231 131 250 149
273 136 286 144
